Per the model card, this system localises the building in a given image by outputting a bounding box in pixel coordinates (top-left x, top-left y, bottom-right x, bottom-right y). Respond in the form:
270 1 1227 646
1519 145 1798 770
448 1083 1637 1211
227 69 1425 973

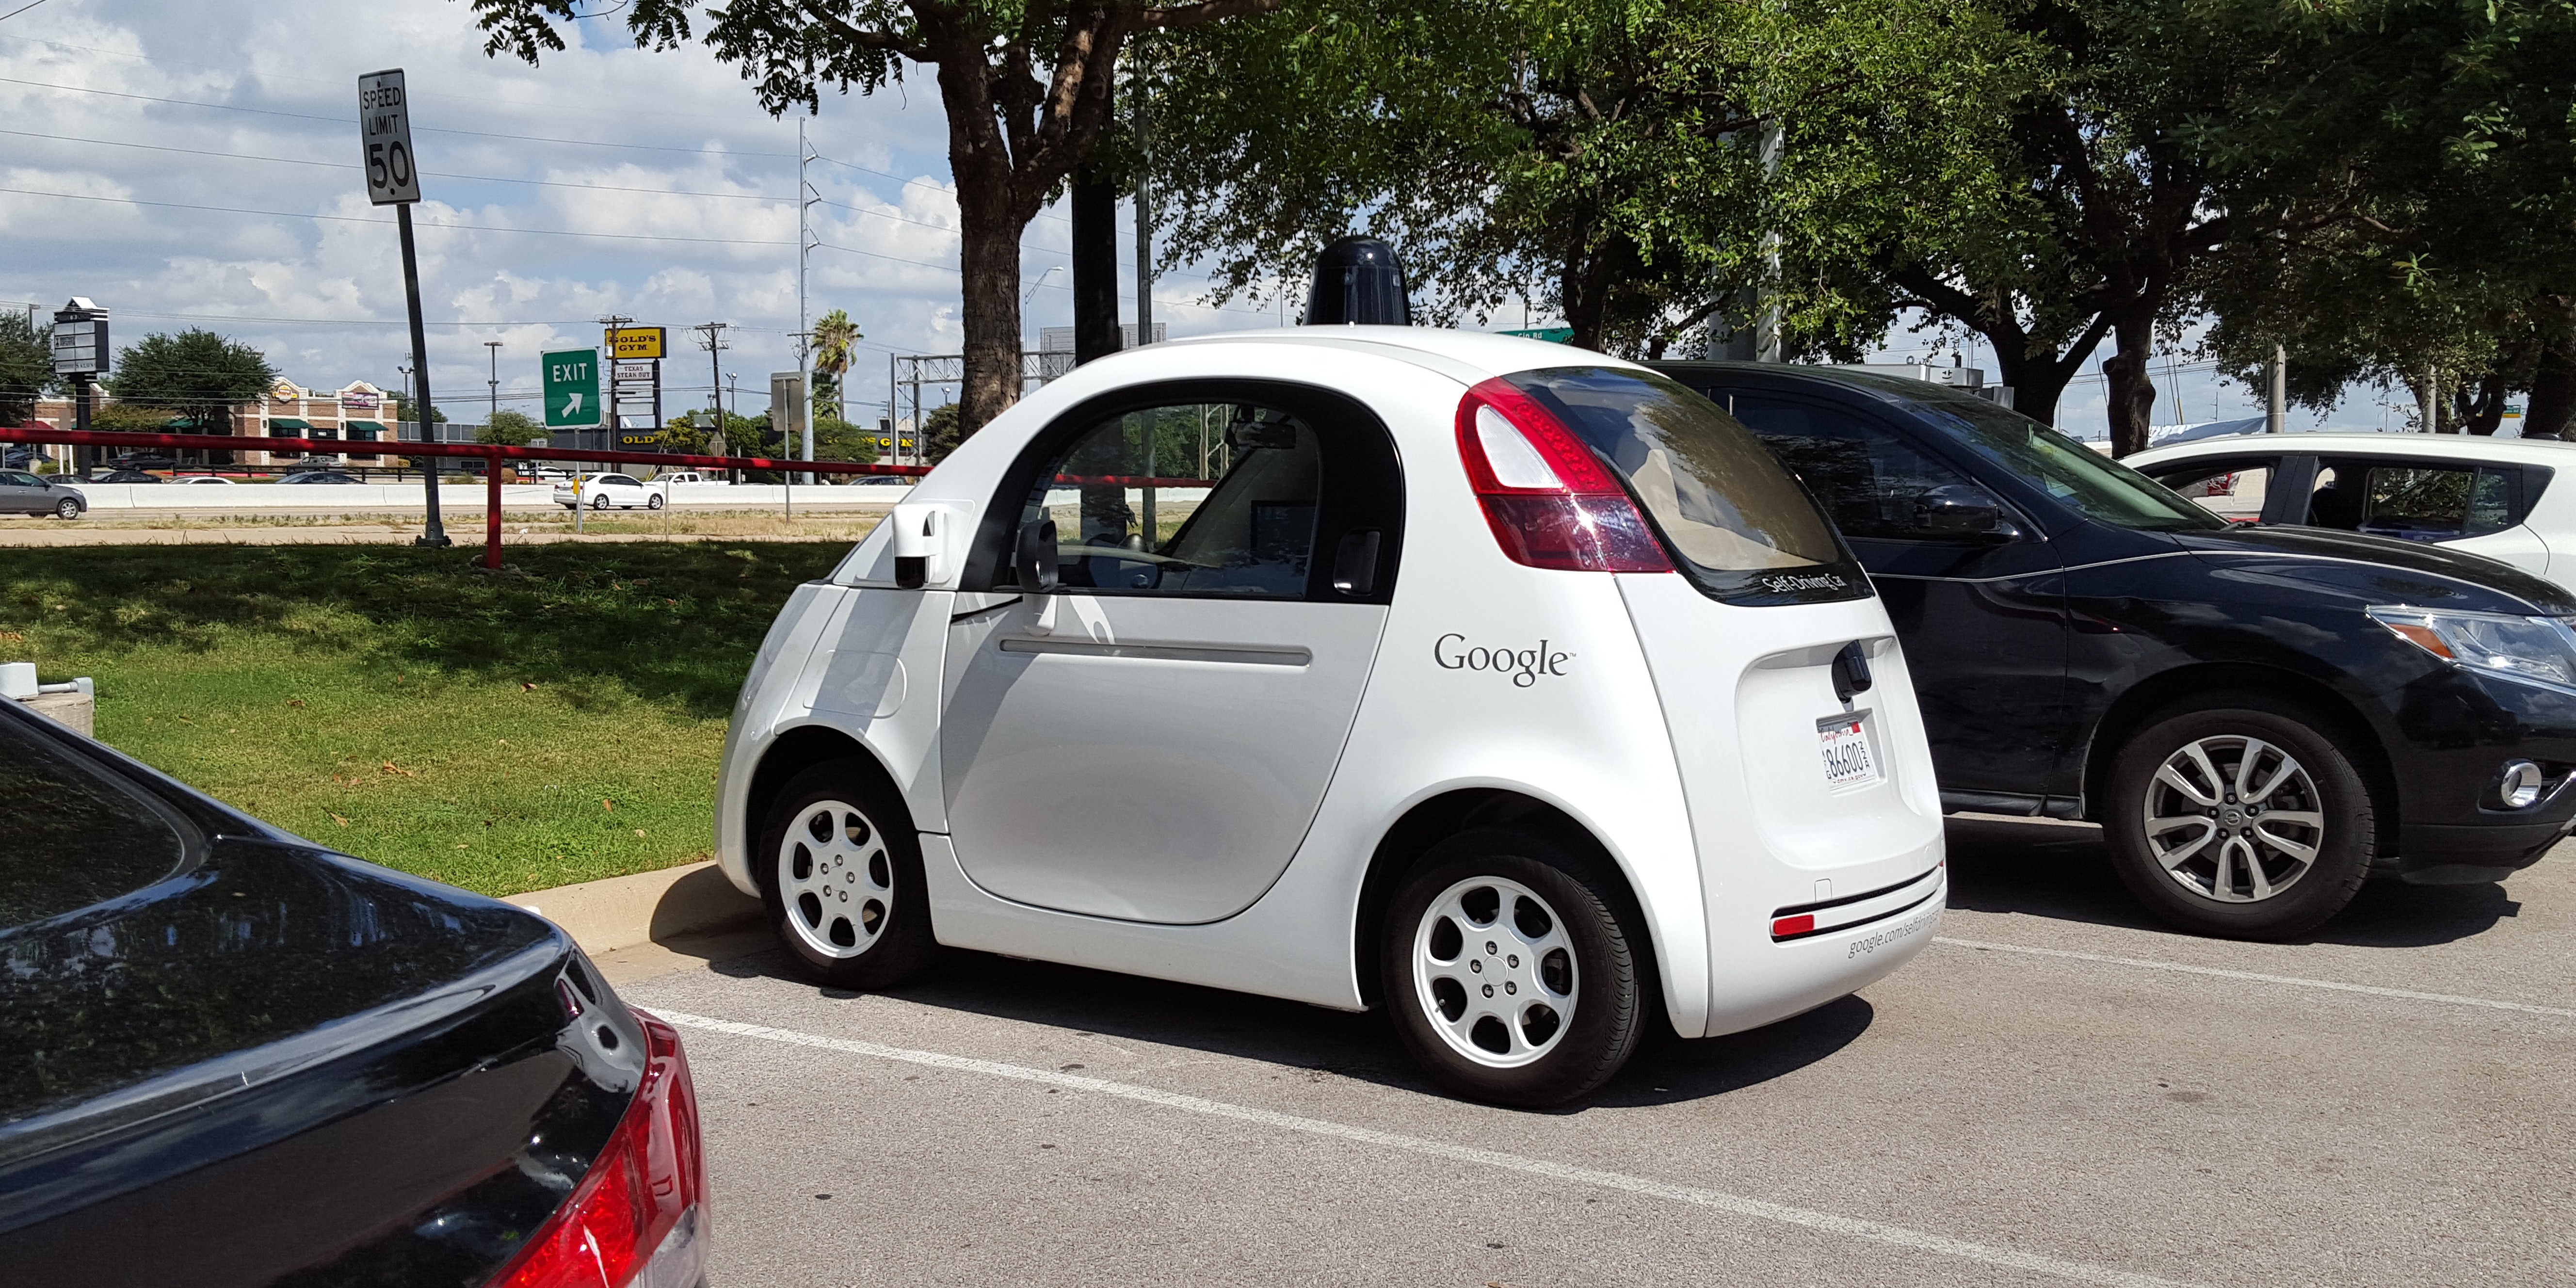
23 377 399 467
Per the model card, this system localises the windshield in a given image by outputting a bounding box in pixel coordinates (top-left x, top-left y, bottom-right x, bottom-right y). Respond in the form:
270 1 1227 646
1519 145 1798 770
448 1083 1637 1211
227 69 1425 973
1503 367 1868 604
1913 394 2224 531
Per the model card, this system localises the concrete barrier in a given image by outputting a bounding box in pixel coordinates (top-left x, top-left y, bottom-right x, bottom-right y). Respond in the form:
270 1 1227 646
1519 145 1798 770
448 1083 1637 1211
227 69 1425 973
504 860 764 957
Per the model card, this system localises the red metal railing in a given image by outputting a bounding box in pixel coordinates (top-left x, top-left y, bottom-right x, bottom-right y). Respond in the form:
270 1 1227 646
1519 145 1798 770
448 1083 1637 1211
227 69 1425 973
0 425 929 568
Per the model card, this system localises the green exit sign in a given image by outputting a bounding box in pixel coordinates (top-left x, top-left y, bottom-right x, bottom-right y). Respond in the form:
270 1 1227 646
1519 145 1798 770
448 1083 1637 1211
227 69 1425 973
543 349 600 427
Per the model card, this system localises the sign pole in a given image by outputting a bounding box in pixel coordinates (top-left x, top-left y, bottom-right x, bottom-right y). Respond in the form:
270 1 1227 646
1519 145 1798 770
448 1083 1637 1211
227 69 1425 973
398 204 450 546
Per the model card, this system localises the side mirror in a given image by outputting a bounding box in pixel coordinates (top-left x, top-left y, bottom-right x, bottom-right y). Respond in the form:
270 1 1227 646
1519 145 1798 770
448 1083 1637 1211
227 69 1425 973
1015 517 1059 593
1914 484 2015 540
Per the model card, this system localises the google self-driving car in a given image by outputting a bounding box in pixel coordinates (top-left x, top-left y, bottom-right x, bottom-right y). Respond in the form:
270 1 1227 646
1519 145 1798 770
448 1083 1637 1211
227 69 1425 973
716 328 1949 1106
0 700 707 1286
1655 361 2576 940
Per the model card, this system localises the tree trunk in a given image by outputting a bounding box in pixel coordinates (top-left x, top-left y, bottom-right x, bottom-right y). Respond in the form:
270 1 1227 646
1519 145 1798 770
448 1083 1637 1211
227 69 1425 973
956 206 1026 434
2525 298 2576 441
1986 340 2079 428
2458 374 2507 436
1071 170 1123 365
2099 314 2159 457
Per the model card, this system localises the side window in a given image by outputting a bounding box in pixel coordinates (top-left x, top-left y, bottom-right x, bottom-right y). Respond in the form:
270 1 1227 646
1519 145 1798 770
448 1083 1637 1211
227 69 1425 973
1023 402 1321 598
2311 461 2514 540
1726 394 1989 541
2146 459 2274 524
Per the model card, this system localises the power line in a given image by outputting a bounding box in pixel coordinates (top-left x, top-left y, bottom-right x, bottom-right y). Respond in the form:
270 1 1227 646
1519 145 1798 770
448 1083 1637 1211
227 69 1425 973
0 129 791 202
0 76 801 158
0 185 798 247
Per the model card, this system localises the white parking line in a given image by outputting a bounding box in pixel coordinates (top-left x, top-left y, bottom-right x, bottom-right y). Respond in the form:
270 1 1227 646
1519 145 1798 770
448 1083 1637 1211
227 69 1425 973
1933 936 2576 1018
658 1010 2201 1288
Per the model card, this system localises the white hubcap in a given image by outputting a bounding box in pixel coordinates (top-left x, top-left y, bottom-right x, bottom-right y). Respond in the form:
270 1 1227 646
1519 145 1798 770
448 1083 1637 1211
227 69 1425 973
778 799 891 958
1412 876 1577 1068
2143 736 2325 903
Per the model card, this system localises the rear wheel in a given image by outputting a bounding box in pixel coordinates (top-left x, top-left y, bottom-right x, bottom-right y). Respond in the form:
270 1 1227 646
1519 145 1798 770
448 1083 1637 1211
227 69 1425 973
1380 830 1648 1107
2104 694 2375 940
756 760 938 988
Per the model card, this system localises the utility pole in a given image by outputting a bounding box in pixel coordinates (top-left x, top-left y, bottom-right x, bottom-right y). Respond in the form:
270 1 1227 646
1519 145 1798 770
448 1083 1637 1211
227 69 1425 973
484 340 501 430
2266 345 2286 434
695 320 729 453
1132 51 1156 350
798 118 819 484
1755 119 1784 363
2421 363 2440 434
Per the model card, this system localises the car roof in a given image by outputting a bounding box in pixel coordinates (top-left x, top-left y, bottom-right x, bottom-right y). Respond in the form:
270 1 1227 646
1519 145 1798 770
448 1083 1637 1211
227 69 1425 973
2128 432 2576 467
1158 325 1651 385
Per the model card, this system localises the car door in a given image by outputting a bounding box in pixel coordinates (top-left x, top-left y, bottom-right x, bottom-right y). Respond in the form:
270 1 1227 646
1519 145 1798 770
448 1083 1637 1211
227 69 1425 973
1719 389 2073 807
939 381 1404 924
0 472 44 513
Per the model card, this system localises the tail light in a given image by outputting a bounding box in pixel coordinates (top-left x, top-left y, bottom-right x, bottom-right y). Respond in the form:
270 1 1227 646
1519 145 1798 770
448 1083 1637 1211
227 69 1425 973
1454 376 1671 573
488 1008 707 1288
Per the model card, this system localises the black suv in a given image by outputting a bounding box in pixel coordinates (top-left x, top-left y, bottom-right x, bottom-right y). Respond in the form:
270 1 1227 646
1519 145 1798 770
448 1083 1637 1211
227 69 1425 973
1653 361 2576 938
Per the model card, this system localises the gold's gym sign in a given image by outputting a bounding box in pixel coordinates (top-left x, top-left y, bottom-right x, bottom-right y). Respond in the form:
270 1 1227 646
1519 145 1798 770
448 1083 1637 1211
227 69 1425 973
605 327 665 360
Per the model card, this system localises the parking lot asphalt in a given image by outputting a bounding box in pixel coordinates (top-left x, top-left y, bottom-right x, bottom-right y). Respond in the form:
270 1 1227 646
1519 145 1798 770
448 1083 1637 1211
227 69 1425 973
619 816 2576 1287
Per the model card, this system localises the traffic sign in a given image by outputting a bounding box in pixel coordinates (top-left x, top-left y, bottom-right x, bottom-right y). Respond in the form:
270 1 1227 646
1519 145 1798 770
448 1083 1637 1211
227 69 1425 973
50 299 107 376
1501 326 1573 343
606 327 665 359
357 69 420 206
543 349 602 427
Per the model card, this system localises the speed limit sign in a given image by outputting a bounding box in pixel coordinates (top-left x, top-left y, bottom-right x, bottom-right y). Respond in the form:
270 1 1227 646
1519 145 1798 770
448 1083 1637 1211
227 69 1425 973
357 68 420 205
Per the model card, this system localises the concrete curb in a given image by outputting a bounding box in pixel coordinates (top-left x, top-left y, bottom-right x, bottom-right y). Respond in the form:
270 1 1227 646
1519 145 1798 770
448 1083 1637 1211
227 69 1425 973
505 860 763 957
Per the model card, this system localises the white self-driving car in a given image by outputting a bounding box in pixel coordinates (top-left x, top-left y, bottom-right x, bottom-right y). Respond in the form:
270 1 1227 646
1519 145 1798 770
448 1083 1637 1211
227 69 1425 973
715 328 1948 1105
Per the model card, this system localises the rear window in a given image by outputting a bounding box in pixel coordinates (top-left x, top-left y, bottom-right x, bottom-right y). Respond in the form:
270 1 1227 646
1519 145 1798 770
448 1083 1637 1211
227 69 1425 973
1502 367 1868 604
0 714 196 933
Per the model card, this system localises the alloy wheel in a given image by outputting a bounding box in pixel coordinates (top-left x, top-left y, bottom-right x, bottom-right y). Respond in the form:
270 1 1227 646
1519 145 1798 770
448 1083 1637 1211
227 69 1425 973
1411 875 1578 1068
776 798 892 959
2142 735 2325 903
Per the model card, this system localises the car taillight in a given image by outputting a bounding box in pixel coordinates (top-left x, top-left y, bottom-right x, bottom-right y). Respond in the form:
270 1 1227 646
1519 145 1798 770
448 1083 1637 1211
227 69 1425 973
1454 377 1671 573
487 1008 707 1288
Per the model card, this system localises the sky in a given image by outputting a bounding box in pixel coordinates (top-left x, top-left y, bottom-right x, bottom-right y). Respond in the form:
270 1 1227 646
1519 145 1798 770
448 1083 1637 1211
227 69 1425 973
0 0 2399 436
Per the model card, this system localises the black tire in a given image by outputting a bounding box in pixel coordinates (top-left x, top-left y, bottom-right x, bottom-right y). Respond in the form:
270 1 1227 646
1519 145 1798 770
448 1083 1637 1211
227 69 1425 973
52 499 79 520
1379 829 1649 1107
755 759 939 989
646 494 665 510
592 494 612 511
2104 693 2375 940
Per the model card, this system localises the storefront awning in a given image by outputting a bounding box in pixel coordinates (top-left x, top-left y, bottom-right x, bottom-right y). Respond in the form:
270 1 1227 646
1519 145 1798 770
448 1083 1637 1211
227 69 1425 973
343 421 385 440
267 418 312 432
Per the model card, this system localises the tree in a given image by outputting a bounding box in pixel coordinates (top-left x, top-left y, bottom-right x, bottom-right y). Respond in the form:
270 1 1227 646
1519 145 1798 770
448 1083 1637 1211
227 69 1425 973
1151 0 1765 353
471 0 1284 437
810 308 862 423
2194 0 2576 438
922 402 966 464
814 414 885 465
479 408 543 446
0 312 48 425
103 329 277 433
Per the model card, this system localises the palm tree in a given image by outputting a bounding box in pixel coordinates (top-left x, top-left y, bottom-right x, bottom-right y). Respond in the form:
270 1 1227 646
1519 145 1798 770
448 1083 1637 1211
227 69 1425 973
811 309 862 425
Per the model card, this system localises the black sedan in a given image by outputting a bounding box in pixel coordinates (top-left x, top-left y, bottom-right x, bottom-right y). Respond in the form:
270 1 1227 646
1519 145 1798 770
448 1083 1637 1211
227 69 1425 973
275 470 363 484
1655 361 2576 938
92 469 162 483
0 702 708 1285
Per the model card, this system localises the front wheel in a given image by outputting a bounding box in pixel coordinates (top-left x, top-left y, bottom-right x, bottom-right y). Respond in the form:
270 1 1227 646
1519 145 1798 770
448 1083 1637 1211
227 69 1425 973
52 499 79 520
756 760 938 989
1380 830 1648 1107
646 494 665 511
2104 694 2375 940
592 494 612 511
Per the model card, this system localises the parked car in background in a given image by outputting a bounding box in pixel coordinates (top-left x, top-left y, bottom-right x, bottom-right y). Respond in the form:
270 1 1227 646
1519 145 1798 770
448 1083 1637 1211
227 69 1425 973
555 473 665 511
0 701 708 1286
174 475 235 485
91 470 161 484
1652 361 2576 939
0 471 86 519
105 453 177 471
2128 433 2576 592
276 471 362 485
846 474 913 486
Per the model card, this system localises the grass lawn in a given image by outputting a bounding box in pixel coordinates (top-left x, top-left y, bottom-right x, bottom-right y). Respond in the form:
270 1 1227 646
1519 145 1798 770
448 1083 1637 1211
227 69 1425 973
0 541 856 896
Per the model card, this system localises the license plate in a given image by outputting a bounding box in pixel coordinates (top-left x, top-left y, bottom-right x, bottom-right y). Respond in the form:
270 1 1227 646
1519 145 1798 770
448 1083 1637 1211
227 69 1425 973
1818 712 1881 789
